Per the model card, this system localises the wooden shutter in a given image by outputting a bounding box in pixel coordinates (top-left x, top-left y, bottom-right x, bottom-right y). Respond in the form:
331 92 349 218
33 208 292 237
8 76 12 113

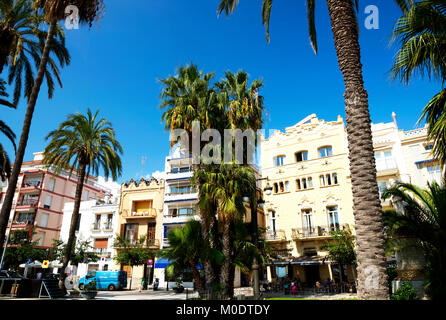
147 223 156 241
120 224 125 238
133 224 138 242
94 238 108 248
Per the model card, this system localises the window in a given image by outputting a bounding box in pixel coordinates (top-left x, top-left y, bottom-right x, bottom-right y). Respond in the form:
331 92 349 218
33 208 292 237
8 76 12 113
327 206 340 231
375 150 396 170
268 211 276 233
39 213 49 228
333 173 338 185
302 178 307 189
147 222 156 241
302 209 314 234
279 182 284 193
318 146 333 158
285 181 289 192
169 207 195 217
326 174 332 186
296 179 301 190
425 144 433 151
83 190 89 201
75 214 81 231
427 165 441 183
320 175 325 186
44 196 52 209
170 186 195 194
308 177 313 188
124 224 138 243
17 212 34 224
48 178 55 192
274 155 286 167
378 182 387 199
295 151 308 163
273 183 278 193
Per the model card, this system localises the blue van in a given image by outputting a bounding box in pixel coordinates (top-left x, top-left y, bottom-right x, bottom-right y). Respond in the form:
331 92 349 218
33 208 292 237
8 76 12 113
79 271 127 291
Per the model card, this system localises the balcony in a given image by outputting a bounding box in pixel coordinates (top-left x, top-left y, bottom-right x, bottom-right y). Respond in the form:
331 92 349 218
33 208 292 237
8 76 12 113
93 248 112 258
20 180 41 193
164 191 198 203
292 224 349 240
165 171 193 183
167 155 192 166
375 157 398 176
91 222 101 232
15 199 38 211
103 222 113 231
12 219 34 227
122 209 159 219
263 230 287 242
146 239 160 249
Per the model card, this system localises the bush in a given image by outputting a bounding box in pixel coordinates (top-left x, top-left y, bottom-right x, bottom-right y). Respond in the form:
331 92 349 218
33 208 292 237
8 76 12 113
391 282 417 300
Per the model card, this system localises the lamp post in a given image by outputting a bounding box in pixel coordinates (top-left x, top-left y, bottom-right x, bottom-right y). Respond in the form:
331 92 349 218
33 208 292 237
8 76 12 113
249 177 271 300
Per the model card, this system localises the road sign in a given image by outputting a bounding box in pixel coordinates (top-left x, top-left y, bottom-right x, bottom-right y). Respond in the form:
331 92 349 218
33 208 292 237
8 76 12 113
42 260 49 269
147 259 153 265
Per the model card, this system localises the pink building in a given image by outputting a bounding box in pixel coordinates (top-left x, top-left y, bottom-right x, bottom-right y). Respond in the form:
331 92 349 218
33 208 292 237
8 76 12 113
0 152 110 249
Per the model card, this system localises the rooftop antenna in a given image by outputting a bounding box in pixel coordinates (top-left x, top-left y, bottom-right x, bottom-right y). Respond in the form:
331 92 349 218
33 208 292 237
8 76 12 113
141 156 147 179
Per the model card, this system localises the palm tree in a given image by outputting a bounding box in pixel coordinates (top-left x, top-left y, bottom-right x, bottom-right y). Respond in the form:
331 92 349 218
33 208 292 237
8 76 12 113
0 0 104 260
196 163 256 297
42 108 122 291
159 63 222 291
382 180 446 299
391 0 446 166
1 0 70 104
0 78 15 181
216 0 412 299
158 219 218 294
215 70 264 132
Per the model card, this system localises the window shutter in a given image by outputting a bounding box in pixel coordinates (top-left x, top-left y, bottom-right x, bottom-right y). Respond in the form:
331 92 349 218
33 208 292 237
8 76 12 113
133 224 139 242
120 224 125 237
94 238 108 248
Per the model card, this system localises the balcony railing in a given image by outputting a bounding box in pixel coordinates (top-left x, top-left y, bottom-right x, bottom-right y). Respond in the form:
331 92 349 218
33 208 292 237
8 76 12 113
103 222 113 230
292 224 349 240
146 239 160 248
91 222 101 231
22 180 41 188
375 157 397 171
12 220 33 226
17 199 38 207
93 248 111 257
122 209 159 219
263 229 286 241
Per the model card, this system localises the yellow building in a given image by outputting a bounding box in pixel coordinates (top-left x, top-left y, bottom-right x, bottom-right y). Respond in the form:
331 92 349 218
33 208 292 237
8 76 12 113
115 177 165 289
260 114 356 286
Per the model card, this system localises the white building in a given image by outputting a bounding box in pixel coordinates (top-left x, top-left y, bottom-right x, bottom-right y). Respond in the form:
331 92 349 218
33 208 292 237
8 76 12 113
60 196 120 278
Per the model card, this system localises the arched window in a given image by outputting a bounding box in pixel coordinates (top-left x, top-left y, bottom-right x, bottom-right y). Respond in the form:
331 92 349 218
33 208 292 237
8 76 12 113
274 155 286 167
295 151 308 162
318 146 333 158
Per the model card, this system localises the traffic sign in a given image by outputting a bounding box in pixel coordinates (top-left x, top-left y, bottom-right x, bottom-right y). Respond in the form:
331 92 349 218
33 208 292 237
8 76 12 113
147 259 153 265
42 260 49 268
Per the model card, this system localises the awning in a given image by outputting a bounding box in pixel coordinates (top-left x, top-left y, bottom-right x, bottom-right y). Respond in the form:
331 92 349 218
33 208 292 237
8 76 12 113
290 255 329 265
415 159 438 165
155 258 172 269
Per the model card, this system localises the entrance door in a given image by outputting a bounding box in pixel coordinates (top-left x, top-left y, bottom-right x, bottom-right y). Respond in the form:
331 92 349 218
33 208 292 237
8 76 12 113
304 265 320 287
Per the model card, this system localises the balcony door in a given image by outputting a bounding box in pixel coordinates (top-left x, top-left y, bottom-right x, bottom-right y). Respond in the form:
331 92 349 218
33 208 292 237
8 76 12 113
327 206 340 231
302 209 314 236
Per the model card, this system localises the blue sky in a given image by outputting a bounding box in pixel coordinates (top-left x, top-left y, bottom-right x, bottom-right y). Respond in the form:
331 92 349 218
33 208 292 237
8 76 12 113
1 0 440 184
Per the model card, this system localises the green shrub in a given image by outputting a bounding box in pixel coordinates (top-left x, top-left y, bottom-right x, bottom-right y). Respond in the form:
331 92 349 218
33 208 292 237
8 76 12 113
391 282 417 300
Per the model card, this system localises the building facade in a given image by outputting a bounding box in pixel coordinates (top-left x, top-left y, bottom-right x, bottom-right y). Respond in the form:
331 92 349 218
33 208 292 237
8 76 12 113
0 152 108 249
260 114 356 286
116 177 164 289
60 197 120 277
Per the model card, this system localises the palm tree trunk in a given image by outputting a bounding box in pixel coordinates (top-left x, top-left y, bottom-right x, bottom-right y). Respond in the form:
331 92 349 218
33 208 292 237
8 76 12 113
59 161 87 292
194 163 214 292
220 217 231 298
190 261 204 294
326 0 389 300
0 19 57 251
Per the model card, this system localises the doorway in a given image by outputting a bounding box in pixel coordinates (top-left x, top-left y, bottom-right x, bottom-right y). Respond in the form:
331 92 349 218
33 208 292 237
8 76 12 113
304 265 320 287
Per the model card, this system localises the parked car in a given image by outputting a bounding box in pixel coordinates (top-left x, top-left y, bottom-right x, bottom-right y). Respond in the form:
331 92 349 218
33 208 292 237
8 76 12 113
79 270 127 291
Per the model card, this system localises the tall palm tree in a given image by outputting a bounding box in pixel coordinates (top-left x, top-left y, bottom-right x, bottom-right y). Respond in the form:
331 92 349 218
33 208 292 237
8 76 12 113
0 0 104 259
392 0 446 166
159 63 222 291
0 78 15 181
216 0 412 299
0 0 70 104
215 70 264 132
382 179 446 299
196 163 256 298
42 108 122 291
